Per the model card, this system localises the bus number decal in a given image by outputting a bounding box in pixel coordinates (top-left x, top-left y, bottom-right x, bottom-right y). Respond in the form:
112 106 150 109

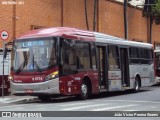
32 77 43 81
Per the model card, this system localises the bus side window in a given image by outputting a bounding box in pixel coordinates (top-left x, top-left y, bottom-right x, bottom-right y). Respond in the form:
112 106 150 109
108 45 120 70
140 48 149 64
129 47 139 64
76 42 91 70
91 43 97 70
61 39 76 75
148 49 153 64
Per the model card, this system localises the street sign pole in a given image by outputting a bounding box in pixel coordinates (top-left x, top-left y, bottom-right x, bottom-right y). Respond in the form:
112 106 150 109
2 41 5 98
1 30 9 98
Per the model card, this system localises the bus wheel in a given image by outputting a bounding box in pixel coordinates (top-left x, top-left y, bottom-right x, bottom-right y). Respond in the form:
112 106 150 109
79 81 89 100
134 77 140 92
38 95 51 101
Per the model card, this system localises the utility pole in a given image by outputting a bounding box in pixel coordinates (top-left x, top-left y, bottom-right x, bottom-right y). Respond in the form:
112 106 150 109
124 0 128 40
84 0 89 30
13 0 16 40
61 0 63 27
93 0 98 31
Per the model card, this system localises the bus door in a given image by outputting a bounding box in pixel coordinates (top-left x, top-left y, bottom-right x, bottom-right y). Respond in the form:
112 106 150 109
119 47 130 87
96 45 108 90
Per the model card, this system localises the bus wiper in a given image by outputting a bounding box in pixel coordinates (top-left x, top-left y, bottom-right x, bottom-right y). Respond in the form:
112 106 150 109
16 60 27 74
33 60 42 73
16 51 29 74
33 54 42 73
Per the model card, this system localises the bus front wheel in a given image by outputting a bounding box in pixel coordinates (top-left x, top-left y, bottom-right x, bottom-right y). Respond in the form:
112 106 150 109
78 81 89 100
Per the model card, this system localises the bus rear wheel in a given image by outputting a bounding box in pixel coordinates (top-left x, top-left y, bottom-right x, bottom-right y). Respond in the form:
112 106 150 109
134 77 140 92
78 81 89 100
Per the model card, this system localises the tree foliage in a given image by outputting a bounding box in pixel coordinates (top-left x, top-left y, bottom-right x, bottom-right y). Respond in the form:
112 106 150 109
152 0 160 24
152 0 160 17
143 0 160 24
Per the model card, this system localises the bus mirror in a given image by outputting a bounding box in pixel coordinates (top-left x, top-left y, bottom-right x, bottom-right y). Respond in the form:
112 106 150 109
3 47 8 59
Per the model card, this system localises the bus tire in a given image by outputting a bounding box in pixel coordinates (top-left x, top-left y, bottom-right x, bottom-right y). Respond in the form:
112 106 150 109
38 95 51 101
134 77 140 92
78 81 89 100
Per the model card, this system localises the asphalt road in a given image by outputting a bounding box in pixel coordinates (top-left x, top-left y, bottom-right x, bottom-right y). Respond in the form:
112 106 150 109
0 85 160 120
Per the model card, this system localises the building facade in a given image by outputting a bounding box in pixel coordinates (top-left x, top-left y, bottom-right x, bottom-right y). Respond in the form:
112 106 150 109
0 0 160 48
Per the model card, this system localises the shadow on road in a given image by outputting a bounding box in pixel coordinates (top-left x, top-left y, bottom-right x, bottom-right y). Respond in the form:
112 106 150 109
89 89 150 100
11 87 152 105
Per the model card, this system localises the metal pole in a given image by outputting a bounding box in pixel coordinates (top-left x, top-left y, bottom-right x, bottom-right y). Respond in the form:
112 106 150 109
124 0 128 40
13 0 16 40
149 17 153 43
61 0 63 27
2 41 5 98
93 0 97 31
84 0 89 30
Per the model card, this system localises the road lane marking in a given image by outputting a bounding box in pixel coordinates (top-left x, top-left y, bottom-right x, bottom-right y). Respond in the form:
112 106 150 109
94 99 160 104
91 104 137 111
61 104 106 111
59 102 93 107
124 109 142 111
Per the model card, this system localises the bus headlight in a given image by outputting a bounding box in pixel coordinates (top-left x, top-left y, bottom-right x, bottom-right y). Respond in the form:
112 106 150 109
45 71 59 81
8 76 13 81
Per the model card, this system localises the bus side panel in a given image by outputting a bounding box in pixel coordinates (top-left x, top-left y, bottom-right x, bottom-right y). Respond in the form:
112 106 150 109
108 70 122 91
129 64 155 88
129 65 139 89
59 70 99 95
86 70 99 94
148 63 155 85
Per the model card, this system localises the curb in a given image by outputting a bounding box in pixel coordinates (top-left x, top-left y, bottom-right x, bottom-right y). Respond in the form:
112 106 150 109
8 97 39 104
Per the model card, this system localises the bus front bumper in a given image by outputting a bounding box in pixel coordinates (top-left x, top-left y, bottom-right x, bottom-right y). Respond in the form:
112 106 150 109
10 78 60 95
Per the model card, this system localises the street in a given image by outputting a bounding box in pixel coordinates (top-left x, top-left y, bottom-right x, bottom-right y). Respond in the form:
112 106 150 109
0 85 159 120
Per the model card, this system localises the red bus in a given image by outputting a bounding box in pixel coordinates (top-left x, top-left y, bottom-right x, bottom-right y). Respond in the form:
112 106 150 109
8 27 155 100
0 49 11 95
154 49 160 84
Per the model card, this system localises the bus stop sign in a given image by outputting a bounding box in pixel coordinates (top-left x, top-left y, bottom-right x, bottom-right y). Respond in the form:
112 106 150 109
1 30 9 40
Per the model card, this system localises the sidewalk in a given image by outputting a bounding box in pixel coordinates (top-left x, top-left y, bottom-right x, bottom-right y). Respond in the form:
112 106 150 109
0 95 38 104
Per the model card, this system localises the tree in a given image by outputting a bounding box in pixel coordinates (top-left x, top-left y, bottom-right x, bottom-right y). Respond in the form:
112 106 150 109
152 0 160 24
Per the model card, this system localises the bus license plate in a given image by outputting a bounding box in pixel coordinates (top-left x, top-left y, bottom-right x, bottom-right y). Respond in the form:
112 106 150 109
25 89 33 93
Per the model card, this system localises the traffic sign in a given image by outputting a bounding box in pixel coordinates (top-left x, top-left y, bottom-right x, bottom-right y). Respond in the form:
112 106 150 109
0 30 9 40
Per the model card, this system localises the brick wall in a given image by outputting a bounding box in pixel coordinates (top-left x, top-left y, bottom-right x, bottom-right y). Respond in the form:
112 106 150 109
0 0 160 48
0 0 61 48
0 0 13 47
63 0 94 30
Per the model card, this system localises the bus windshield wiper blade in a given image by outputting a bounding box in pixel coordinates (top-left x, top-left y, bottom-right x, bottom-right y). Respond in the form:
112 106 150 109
15 60 26 74
32 54 42 73
33 60 42 73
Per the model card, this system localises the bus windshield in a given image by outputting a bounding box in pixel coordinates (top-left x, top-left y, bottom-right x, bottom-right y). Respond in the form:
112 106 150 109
13 37 56 72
